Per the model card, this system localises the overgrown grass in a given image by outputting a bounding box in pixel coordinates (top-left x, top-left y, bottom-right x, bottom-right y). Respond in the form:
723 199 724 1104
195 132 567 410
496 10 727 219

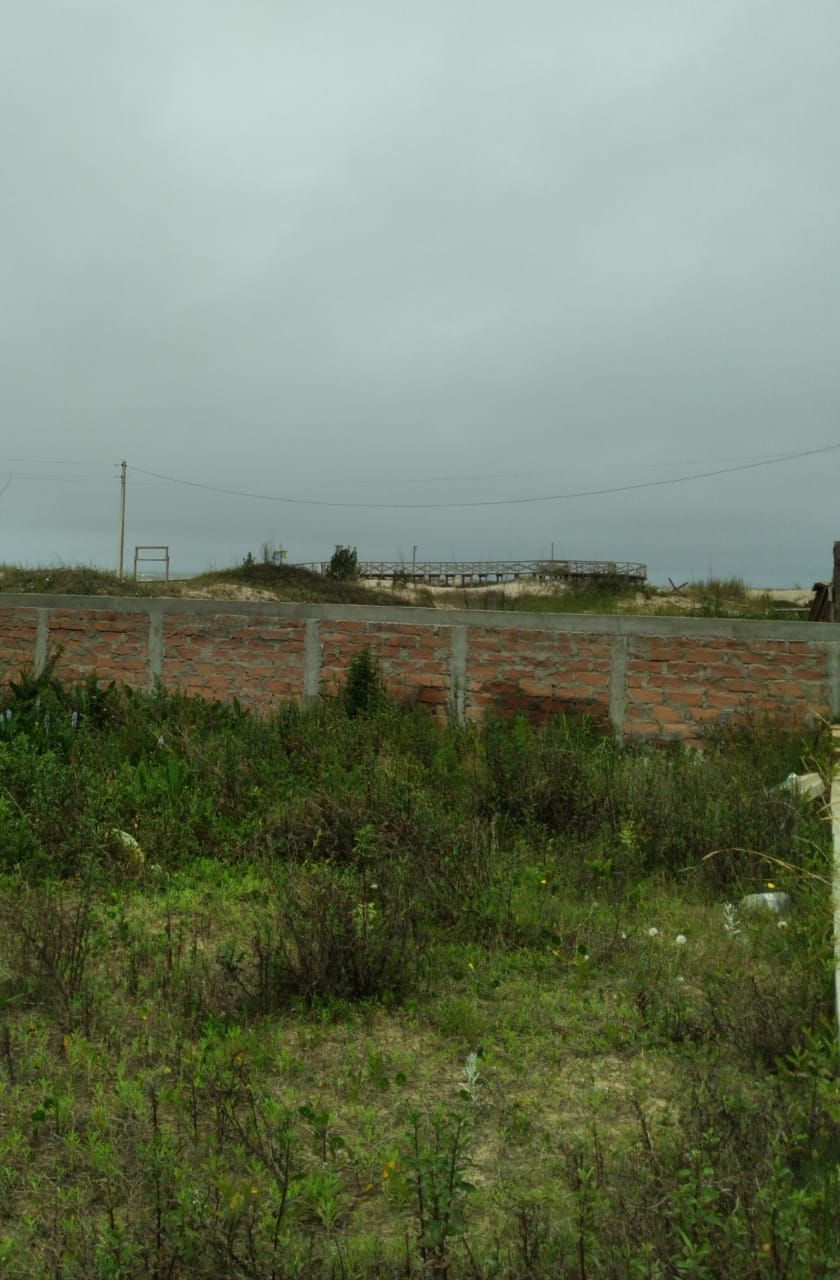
0 660 836 1277
674 576 786 619
472 575 804 620
481 577 641 615
0 562 814 621
189 561 414 606
0 563 155 597
0 561 410 607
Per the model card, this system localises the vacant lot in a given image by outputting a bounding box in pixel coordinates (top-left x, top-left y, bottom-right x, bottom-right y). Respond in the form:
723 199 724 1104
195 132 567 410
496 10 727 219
0 658 836 1278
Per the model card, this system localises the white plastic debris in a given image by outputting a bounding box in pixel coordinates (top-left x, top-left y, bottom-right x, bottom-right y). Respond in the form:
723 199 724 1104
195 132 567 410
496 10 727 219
740 891 792 915
779 772 825 801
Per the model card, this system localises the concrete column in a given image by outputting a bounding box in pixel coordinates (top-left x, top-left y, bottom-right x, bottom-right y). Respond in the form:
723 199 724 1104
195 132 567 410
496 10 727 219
450 625 468 724
304 618 321 705
830 725 840 1062
34 608 49 675
609 634 628 742
828 643 840 720
148 610 163 689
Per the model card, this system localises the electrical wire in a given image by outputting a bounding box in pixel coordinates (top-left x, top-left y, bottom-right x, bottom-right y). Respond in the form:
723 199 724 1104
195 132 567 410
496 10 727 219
359 450 808 485
0 456 115 468
0 447 815 488
9 473 114 482
129 441 840 510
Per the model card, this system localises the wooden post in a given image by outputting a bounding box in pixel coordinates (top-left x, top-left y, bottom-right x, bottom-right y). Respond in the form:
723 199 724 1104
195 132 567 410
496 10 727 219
834 542 840 621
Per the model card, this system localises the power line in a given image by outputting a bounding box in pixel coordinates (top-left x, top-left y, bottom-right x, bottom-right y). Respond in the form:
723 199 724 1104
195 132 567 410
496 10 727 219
0 456 115 468
0 447 815 488
129 442 840 510
10 472 114 482
357 450 809 485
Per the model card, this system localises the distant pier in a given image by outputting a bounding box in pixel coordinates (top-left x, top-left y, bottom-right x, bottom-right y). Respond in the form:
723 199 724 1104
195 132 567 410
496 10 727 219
293 558 647 586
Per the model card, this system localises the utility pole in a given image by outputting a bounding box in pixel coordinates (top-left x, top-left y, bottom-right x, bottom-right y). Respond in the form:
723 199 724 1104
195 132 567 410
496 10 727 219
116 460 127 577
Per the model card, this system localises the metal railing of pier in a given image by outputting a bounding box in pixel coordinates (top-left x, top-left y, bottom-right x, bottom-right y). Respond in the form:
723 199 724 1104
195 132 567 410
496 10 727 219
292 559 647 585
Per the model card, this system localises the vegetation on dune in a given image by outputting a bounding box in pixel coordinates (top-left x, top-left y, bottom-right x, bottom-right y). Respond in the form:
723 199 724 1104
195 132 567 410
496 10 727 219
0 563 155 597
0 561 811 618
0 651 836 1277
673 576 785 619
473 575 801 620
191 558 411 606
325 545 359 583
0 559 411 606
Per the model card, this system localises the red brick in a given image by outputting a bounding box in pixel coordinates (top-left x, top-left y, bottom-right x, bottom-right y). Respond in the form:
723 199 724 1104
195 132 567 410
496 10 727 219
0 611 39 673
669 690 705 707
703 692 743 709
650 705 688 724
656 721 695 740
690 707 726 723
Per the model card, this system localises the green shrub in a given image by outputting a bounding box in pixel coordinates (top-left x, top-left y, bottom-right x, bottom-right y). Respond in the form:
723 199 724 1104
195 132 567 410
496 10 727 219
341 645 387 718
326 545 358 581
259 861 421 1005
0 738 104 876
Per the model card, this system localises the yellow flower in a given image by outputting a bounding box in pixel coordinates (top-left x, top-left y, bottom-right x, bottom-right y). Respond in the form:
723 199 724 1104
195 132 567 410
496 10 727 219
540 878 548 885
467 961 474 971
250 1186 259 1196
766 881 776 890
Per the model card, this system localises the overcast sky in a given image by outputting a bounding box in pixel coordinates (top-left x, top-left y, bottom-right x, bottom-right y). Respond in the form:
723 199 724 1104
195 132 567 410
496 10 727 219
2 1 838 584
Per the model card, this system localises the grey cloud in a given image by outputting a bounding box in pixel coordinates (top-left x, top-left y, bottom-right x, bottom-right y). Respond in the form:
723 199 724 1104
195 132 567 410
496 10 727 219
1 1 838 582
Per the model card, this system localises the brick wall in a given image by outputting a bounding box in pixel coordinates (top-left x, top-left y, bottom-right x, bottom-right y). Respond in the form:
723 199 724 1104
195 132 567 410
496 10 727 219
0 608 40 675
48 609 149 686
320 620 452 711
625 635 830 741
0 595 838 742
466 625 613 722
161 614 306 710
